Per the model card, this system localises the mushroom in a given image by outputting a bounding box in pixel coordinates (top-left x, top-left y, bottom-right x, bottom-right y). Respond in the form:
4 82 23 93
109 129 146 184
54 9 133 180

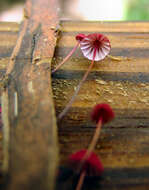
58 33 111 120
52 33 86 73
69 149 104 190
83 103 114 161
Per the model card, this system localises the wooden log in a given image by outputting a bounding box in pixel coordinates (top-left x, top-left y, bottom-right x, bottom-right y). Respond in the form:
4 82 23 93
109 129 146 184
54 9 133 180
1 19 149 189
0 22 19 83
52 21 149 189
0 22 19 173
1 0 60 189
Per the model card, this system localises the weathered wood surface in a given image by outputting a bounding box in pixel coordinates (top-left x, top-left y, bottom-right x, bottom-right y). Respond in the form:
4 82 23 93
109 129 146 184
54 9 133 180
0 22 19 83
0 0 59 189
1 20 149 189
0 22 19 172
52 21 149 189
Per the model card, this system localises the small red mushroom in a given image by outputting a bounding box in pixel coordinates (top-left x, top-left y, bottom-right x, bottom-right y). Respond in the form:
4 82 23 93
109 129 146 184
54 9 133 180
83 103 115 161
58 33 111 120
91 103 115 124
52 33 86 74
69 149 104 190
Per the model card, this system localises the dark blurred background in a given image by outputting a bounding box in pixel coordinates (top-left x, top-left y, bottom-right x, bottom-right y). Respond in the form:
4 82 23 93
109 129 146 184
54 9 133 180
0 0 149 22
0 0 24 11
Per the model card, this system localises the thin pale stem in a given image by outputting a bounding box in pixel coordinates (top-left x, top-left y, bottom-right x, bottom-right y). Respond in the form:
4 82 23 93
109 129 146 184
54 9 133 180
75 119 102 174
82 119 102 162
75 170 86 190
58 48 97 120
52 42 80 74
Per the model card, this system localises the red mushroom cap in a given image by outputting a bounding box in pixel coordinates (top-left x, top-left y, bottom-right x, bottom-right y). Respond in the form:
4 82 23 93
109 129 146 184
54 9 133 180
76 33 86 42
91 103 115 124
68 149 104 176
80 33 111 61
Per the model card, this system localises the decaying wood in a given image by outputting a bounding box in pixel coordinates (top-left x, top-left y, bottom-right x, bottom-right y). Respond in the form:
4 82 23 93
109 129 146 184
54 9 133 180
1 19 149 189
1 0 60 189
0 22 19 81
0 23 19 175
52 21 149 189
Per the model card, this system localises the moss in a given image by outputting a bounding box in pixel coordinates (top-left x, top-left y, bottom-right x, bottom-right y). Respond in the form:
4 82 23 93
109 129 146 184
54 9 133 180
125 0 149 20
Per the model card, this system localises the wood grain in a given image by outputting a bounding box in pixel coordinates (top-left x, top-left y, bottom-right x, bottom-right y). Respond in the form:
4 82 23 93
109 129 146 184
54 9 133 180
0 23 19 175
1 0 60 190
61 21 149 33
52 21 149 189
0 22 19 80
1 20 149 189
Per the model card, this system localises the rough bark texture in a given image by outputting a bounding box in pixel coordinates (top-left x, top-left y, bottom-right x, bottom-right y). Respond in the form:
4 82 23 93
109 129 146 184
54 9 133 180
1 20 149 189
1 0 60 189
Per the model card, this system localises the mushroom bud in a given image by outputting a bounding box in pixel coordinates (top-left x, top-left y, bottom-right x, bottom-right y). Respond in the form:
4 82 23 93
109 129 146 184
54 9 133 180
69 149 104 190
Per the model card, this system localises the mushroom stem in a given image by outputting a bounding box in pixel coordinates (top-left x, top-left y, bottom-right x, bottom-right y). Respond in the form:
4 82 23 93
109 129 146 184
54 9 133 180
58 48 97 120
82 119 102 163
52 41 80 74
88 119 102 154
75 170 86 190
